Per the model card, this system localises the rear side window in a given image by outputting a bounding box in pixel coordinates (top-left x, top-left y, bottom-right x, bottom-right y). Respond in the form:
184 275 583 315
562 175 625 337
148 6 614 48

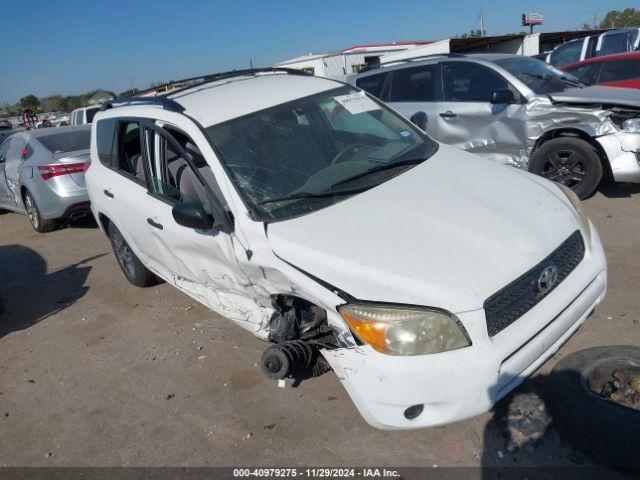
114 121 144 181
355 72 388 99
442 63 508 102
549 40 583 68
599 33 631 57
96 118 117 167
600 58 640 82
85 108 100 123
388 65 437 102
37 130 90 153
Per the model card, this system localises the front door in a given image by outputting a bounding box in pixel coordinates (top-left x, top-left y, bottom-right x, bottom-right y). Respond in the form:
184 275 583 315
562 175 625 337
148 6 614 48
436 61 526 162
137 122 251 315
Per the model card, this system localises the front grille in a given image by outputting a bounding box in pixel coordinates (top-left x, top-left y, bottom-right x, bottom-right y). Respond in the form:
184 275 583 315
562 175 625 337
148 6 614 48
484 231 585 337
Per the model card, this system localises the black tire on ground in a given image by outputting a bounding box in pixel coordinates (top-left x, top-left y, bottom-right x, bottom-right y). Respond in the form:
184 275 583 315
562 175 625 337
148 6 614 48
544 345 640 466
23 190 56 233
108 223 160 287
528 137 603 200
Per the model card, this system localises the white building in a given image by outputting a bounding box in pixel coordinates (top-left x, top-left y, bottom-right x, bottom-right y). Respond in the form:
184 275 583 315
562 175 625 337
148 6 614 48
274 41 433 81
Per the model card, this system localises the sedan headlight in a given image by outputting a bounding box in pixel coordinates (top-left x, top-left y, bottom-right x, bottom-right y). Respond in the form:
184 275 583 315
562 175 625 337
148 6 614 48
557 183 591 243
339 304 471 356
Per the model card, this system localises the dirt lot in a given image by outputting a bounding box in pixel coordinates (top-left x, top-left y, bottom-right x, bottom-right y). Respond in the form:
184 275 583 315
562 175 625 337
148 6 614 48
1 183 639 469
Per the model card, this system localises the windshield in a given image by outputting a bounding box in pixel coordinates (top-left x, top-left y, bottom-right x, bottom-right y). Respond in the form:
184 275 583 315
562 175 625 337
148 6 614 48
206 86 437 222
37 129 90 153
495 57 583 94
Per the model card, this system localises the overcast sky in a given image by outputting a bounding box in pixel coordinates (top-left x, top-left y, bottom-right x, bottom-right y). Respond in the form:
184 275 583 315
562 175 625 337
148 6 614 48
0 0 636 104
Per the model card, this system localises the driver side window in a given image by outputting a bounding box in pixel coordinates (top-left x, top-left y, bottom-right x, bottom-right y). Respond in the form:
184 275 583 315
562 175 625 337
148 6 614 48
141 126 213 212
442 63 509 102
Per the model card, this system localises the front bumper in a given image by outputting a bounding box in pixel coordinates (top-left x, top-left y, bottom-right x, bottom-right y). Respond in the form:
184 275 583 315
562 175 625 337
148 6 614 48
323 225 607 430
597 132 640 183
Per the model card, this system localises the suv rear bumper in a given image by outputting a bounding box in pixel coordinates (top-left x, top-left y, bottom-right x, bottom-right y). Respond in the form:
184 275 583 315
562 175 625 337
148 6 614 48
323 226 606 430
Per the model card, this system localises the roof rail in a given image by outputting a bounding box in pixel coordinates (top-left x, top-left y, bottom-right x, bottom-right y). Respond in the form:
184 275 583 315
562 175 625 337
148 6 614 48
99 96 186 112
163 67 310 97
361 53 466 72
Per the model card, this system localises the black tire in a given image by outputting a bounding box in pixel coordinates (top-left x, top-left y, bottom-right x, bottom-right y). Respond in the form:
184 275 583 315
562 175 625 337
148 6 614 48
108 223 159 287
544 346 640 467
23 190 56 233
529 137 603 200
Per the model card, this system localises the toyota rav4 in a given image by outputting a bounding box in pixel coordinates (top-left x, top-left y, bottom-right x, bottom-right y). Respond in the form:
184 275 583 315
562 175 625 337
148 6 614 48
86 68 606 429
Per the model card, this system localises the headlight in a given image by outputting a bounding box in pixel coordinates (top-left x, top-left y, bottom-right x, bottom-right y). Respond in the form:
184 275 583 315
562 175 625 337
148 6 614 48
557 183 591 243
339 304 471 356
622 118 640 133
609 114 640 132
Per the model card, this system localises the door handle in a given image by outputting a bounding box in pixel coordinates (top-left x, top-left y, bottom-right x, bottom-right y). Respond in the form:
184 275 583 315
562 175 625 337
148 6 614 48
147 218 163 230
439 111 457 119
103 189 114 198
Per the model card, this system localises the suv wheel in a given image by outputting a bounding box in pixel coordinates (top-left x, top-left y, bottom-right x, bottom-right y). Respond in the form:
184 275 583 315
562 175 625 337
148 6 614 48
528 137 603 200
108 223 160 287
23 190 56 233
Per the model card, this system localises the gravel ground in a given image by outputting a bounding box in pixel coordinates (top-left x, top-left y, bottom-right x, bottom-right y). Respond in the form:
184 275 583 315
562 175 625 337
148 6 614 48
0 182 639 469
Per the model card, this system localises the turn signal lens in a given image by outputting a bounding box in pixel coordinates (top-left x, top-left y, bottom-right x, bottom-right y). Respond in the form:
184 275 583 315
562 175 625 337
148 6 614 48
340 304 470 356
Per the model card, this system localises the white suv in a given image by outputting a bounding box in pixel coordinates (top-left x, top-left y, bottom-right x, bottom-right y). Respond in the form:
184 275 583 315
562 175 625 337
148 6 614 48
86 68 606 429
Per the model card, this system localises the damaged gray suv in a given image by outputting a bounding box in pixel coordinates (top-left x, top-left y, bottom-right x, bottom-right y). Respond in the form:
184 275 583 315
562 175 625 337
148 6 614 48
351 53 640 199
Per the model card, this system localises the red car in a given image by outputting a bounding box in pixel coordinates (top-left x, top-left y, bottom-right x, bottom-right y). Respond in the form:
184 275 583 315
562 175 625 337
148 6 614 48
563 52 640 89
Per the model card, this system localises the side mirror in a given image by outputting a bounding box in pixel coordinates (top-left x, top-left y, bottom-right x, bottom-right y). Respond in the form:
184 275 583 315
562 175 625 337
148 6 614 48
172 202 214 230
490 88 515 104
410 111 428 131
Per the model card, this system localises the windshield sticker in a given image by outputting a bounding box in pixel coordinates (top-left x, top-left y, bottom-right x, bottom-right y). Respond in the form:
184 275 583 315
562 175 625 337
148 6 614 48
399 129 412 138
333 91 380 115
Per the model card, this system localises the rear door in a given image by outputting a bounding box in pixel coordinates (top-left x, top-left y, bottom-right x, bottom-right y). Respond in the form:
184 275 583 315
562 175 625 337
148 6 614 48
0 137 13 206
436 61 526 159
4 134 26 206
137 122 248 310
94 118 164 273
384 63 441 138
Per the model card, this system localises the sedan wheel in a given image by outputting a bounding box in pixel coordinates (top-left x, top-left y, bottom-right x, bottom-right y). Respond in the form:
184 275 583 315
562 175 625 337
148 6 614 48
23 191 56 233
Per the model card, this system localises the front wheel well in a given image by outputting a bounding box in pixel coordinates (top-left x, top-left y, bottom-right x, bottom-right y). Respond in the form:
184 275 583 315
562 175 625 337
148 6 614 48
532 128 612 178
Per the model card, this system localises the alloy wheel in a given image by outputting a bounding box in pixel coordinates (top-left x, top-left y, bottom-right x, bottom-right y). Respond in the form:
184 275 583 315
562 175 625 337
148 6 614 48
112 233 135 279
24 194 39 229
541 149 586 188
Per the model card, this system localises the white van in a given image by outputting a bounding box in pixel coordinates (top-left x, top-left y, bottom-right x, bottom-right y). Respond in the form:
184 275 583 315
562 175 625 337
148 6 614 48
70 106 101 126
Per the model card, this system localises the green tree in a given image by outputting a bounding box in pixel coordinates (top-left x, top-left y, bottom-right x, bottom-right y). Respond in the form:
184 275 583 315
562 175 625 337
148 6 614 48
599 8 640 29
19 94 40 112
454 29 484 39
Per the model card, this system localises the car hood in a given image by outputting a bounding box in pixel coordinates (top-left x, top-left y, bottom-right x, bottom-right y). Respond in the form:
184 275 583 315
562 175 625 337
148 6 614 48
268 145 582 313
550 85 640 109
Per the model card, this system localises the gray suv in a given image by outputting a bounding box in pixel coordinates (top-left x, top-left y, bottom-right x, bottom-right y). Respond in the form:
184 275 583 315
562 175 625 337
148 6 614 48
350 53 640 198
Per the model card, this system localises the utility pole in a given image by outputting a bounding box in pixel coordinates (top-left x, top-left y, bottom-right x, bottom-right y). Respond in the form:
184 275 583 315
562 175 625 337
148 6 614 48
480 8 486 37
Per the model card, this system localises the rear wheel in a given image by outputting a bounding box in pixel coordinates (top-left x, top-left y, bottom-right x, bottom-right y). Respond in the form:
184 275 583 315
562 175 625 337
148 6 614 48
108 223 159 287
528 137 603 200
23 190 56 233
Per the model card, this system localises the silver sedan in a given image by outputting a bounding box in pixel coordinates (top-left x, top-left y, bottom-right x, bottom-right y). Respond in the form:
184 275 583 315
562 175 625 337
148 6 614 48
0 125 92 232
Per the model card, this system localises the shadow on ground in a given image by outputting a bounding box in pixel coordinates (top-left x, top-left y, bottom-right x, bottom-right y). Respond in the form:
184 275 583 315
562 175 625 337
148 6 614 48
0 244 104 338
599 181 640 199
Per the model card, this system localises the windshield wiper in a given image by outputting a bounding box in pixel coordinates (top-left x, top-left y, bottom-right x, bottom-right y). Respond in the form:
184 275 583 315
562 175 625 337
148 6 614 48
258 187 366 206
326 157 426 190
